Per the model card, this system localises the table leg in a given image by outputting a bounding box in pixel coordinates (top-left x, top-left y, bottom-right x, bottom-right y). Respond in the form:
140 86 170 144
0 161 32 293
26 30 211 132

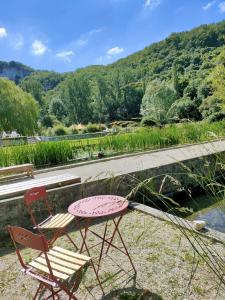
97 220 108 274
111 218 137 274
105 215 123 255
74 217 105 294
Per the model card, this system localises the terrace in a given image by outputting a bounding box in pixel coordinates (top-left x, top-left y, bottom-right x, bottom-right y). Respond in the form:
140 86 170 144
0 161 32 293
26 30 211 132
1 208 224 300
1 139 225 299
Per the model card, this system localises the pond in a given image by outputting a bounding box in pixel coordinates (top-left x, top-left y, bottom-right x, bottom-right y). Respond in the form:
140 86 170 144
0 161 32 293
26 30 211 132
187 195 225 233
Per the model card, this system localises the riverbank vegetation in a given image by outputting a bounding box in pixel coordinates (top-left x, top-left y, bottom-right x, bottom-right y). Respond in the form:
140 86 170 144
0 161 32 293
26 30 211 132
0 121 224 168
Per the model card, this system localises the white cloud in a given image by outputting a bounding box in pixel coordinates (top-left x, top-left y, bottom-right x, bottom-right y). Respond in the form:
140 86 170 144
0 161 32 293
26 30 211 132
31 40 47 55
0 27 7 38
202 1 216 10
56 50 74 62
218 1 225 12
144 0 161 9
107 46 124 56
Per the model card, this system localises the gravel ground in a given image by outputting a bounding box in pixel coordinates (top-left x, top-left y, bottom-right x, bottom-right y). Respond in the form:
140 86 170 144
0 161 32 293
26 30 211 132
0 210 225 300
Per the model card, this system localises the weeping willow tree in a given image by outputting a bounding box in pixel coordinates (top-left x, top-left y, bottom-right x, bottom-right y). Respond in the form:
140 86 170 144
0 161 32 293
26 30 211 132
0 78 39 135
140 80 177 124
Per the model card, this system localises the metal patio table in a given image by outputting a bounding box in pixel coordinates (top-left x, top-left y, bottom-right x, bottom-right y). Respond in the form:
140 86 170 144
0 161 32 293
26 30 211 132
68 195 136 293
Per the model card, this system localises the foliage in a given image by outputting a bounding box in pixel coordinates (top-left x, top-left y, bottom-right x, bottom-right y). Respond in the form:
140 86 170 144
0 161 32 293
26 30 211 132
141 81 177 124
0 78 39 134
20 78 43 105
140 116 158 127
68 125 79 134
207 111 225 122
110 120 139 127
2 20 225 126
20 71 65 91
199 96 223 119
49 97 67 121
208 49 225 105
1 121 225 168
83 123 106 133
40 114 54 128
62 74 92 124
53 125 68 136
172 97 202 121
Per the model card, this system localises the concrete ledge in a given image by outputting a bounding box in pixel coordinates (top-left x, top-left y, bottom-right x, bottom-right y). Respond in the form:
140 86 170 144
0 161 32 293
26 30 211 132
34 138 225 175
130 202 225 244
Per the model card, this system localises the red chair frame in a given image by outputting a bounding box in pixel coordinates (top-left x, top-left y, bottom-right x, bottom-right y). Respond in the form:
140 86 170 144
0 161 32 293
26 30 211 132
8 225 90 300
24 186 77 249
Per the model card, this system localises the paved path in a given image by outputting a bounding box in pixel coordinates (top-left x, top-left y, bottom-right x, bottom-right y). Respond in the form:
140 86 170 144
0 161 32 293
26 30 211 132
35 140 225 182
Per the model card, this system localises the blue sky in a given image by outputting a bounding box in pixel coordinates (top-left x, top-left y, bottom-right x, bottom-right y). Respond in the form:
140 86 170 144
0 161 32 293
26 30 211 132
0 0 224 72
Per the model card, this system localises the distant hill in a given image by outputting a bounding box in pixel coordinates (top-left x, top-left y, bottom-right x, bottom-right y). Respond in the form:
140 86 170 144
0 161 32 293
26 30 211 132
0 61 33 83
1 20 225 91
1 20 225 125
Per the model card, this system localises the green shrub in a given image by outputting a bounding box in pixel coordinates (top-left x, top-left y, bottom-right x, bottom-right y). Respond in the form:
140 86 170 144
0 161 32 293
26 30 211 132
1 121 225 169
53 125 68 136
141 116 158 127
83 123 106 133
44 127 55 136
110 121 138 128
68 125 79 134
207 111 225 122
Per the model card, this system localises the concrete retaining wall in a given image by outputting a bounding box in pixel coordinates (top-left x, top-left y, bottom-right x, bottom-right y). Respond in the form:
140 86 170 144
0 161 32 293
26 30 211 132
0 150 224 239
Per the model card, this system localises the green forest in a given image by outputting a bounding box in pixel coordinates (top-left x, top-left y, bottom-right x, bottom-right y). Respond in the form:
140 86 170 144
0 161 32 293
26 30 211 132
1 20 225 135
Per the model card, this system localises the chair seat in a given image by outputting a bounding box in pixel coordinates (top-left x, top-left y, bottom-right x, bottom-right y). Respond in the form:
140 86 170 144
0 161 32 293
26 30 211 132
39 213 75 229
29 246 91 281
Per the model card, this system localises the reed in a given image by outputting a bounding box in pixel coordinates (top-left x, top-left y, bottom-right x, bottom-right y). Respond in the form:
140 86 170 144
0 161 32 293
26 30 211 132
0 121 225 168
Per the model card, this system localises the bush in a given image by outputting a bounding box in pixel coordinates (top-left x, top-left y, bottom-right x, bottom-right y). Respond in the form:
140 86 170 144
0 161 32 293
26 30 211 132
44 127 54 136
41 115 54 128
207 111 225 123
83 123 106 133
53 125 68 136
110 121 139 128
199 96 223 119
172 97 202 121
68 125 78 134
141 116 158 127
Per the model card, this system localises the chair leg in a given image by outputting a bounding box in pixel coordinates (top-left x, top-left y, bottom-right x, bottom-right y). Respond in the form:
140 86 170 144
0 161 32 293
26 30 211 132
65 232 79 250
33 283 43 300
60 284 78 300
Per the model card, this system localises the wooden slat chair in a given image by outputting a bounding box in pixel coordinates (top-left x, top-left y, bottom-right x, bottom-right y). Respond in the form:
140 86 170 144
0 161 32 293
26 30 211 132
7 226 91 300
24 186 78 249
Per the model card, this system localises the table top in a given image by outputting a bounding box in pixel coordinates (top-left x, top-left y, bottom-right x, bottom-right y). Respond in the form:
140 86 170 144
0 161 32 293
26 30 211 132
68 195 128 218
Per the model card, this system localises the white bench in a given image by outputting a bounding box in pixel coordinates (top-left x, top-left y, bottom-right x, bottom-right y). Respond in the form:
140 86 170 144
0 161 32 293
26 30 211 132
0 164 34 179
0 174 81 200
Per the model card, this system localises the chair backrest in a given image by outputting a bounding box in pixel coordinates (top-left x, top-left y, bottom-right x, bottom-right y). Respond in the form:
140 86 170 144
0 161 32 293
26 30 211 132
7 226 49 269
24 187 52 228
8 226 48 251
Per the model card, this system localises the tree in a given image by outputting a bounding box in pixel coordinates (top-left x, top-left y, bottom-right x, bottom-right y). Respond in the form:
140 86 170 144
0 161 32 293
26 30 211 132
199 96 223 119
0 78 39 134
62 74 92 124
172 97 202 121
209 50 225 105
49 97 67 121
141 81 177 124
20 78 43 105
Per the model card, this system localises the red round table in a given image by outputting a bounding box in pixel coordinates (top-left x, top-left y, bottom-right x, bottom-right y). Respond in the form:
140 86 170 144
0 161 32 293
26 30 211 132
68 195 136 293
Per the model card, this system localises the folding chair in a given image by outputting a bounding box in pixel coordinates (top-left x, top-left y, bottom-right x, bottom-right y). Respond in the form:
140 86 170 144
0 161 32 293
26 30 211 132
24 186 78 249
7 225 91 300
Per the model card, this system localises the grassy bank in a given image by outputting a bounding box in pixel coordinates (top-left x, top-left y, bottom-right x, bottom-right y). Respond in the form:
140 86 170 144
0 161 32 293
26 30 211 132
0 121 225 168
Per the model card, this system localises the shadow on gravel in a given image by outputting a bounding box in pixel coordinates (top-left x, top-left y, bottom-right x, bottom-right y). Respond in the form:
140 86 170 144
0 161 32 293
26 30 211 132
101 287 163 300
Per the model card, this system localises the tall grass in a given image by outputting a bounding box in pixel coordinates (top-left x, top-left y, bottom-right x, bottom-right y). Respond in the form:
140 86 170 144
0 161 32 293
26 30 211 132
126 150 225 294
0 121 225 168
